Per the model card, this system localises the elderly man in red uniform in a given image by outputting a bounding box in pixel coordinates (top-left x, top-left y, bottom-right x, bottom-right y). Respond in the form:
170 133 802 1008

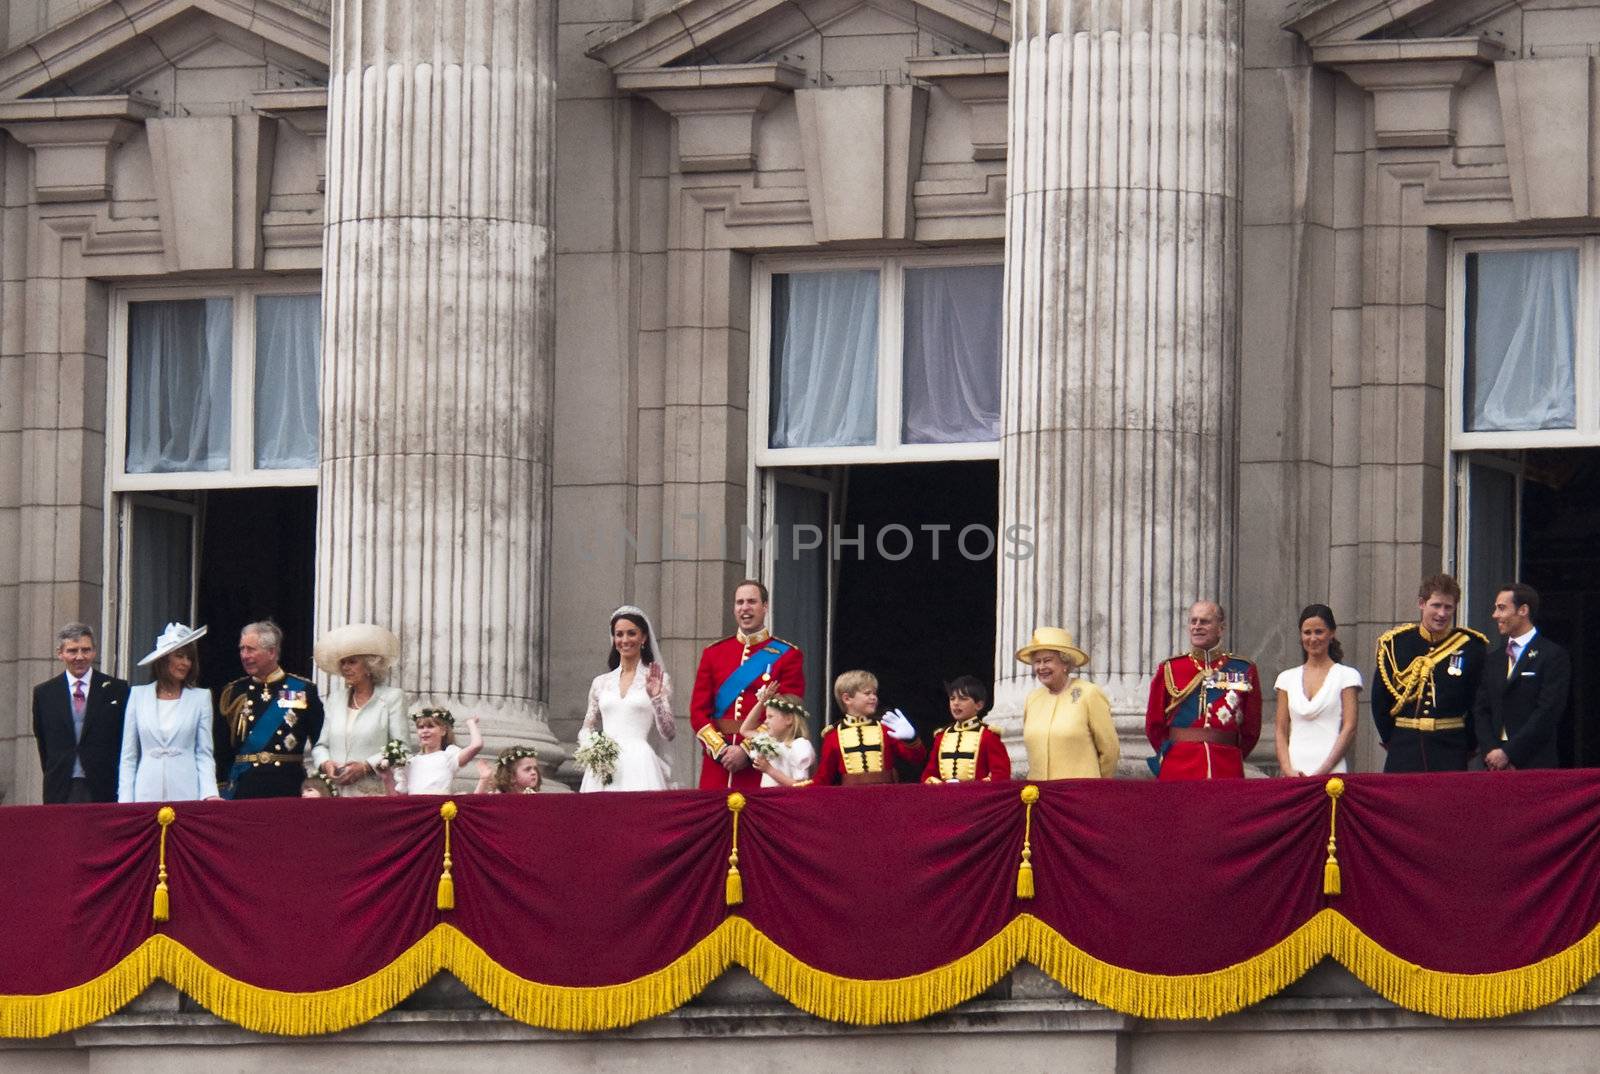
1145 601 1262 780
690 579 806 790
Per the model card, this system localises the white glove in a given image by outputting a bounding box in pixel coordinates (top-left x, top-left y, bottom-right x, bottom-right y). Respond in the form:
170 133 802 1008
881 708 916 741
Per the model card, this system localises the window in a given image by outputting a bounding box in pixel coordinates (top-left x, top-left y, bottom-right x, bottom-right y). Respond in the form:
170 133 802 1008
1451 239 1595 448
111 281 321 489
754 254 1003 464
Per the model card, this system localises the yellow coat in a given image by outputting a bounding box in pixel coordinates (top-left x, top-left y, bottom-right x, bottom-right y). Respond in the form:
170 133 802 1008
1022 680 1119 779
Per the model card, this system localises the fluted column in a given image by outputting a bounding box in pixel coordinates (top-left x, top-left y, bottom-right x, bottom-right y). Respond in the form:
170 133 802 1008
994 0 1239 766
316 0 559 764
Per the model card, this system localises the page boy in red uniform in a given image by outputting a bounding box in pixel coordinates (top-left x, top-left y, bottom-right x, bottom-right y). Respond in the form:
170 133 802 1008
923 675 1011 783
815 669 926 785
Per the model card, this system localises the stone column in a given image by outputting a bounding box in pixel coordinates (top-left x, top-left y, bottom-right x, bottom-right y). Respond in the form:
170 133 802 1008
316 0 560 767
994 0 1240 767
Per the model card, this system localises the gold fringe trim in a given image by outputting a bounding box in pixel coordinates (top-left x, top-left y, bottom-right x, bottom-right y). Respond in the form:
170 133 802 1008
6 912 1600 1036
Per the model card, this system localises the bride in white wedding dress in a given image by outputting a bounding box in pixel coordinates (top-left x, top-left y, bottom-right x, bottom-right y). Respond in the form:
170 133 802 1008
579 606 676 792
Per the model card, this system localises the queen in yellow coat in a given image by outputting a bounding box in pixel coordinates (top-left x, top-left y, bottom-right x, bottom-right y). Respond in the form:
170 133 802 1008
1018 627 1119 779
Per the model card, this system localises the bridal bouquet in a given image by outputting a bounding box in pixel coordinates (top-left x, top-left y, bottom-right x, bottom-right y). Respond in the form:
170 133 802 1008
574 730 620 786
743 730 781 761
381 738 412 769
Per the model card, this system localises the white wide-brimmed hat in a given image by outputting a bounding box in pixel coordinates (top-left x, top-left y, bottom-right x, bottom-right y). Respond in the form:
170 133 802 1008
314 623 401 676
138 622 208 667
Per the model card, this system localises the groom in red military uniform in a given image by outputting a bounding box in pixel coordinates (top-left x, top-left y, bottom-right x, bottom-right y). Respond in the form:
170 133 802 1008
690 579 806 790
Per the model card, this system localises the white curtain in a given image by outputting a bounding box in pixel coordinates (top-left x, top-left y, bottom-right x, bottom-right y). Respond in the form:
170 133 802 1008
126 299 233 473
128 502 194 677
254 294 320 469
1467 249 1577 432
902 265 1002 444
769 270 878 449
772 480 831 731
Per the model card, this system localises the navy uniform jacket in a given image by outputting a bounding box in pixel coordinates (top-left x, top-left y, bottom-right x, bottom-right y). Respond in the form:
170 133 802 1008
1372 624 1488 772
215 668 324 798
1473 632 1570 770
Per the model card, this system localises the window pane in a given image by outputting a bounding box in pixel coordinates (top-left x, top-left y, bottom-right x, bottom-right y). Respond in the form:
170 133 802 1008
254 294 320 469
1465 249 1577 432
128 501 194 668
902 264 1002 444
1465 461 1518 639
126 299 233 473
769 270 878 449
772 480 831 732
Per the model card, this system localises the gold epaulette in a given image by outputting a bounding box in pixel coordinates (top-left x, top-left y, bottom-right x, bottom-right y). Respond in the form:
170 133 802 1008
1456 626 1490 645
1377 623 1415 645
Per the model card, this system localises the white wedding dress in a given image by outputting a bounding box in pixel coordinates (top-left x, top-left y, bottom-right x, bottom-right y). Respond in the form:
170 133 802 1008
579 666 675 792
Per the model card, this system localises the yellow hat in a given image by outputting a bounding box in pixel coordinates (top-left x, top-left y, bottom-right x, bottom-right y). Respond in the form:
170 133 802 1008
1015 626 1089 668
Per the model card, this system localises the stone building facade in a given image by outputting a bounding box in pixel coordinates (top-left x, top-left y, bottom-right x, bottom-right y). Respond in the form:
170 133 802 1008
2 0 1600 803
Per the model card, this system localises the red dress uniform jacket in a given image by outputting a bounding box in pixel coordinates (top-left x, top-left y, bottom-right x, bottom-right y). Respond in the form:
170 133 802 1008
814 718 928 786
1145 651 1262 780
690 631 805 790
922 722 1011 783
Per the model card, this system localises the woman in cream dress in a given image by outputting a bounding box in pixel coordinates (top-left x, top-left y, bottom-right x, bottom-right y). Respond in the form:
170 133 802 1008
118 623 219 802
1274 604 1361 777
311 623 409 796
1019 627 1120 780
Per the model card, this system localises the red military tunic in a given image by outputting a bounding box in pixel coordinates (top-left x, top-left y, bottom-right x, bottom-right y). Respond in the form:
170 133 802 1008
1145 650 1262 780
814 716 928 786
922 720 1011 783
690 629 805 790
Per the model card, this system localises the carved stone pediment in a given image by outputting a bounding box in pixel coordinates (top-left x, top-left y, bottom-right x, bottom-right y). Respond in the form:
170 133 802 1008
0 0 328 102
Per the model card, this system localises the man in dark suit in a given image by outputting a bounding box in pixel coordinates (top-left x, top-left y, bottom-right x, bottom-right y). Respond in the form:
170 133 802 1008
1475 583 1571 771
31 623 131 803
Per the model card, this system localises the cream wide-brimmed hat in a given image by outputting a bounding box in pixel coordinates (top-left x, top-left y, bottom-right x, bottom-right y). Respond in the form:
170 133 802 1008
313 623 401 676
1014 626 1089 668
138 622 208 667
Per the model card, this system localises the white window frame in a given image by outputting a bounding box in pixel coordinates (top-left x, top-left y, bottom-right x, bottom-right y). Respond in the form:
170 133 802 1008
1448 236 1598 452
108 279 321 491
750 251 1004 467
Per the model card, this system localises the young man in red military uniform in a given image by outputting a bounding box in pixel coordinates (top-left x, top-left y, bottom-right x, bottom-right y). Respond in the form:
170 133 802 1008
1145 601 1262 780
690 579 805 790
923 675 1010 783
815 669 926 785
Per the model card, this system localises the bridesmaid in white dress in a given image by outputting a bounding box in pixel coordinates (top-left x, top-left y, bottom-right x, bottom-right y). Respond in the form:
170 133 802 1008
579 606 676 792
1274 603 1362 777
118 623 219 802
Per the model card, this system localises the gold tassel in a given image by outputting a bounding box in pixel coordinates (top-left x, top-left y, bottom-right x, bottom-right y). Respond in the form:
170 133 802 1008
437 800 457 911
1017 785 1040 900
152 806 175 922
1323 777 1344 896
725 793 746 906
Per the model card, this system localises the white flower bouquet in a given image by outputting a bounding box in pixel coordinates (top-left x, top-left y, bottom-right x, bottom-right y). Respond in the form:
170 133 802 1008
574 729 621 786
381 738 412 769
743 730 781 761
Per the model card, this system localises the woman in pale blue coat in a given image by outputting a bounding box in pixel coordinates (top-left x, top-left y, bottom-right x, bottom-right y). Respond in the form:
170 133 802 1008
119 623 219 802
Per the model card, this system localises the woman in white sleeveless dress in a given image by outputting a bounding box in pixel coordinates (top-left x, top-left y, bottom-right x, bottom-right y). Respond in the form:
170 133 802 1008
579 606 676 792
1274 603 1362 777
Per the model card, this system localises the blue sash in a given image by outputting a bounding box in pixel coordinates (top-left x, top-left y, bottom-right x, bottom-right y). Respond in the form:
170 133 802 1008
713 640 793 721
224 692 290 797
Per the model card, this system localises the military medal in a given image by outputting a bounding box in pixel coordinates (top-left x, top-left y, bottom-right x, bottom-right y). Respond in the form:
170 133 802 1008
284 733 299 751
1447 654 1463 676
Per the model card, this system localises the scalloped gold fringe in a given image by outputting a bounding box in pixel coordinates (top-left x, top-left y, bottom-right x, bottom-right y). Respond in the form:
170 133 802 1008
4 912 1599 1038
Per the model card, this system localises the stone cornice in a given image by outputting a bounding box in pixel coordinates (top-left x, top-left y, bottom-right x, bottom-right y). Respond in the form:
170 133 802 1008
1283 0 1442 45
907 52 1008 161
619 63 806 173
0 94 156 202
0 0 329 102
589 0 1007 73
1315 38 1504 148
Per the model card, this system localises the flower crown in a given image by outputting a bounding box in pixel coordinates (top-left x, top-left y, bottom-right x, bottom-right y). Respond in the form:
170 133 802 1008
306 770 340 797
765 696 810 721
496 745 540 769
412 706 455 727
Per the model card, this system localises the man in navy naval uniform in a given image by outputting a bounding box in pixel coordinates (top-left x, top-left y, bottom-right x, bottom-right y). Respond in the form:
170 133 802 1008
216 619 324 798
